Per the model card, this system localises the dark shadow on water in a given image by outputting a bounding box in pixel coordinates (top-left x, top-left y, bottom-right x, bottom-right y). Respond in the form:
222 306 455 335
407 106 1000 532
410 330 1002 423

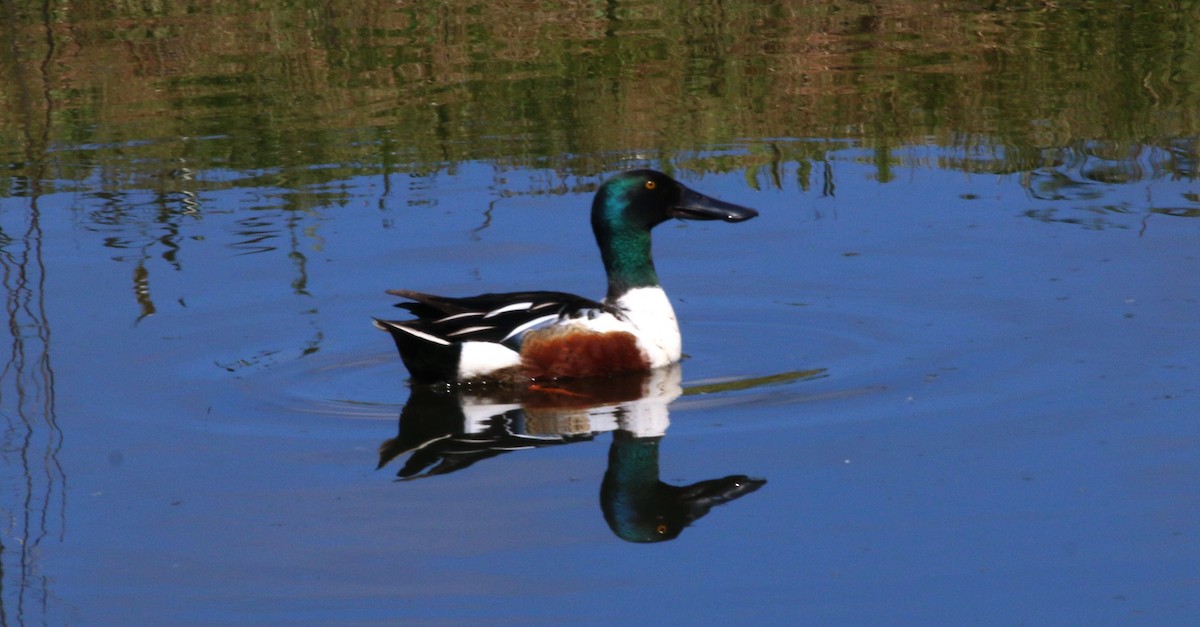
376 366 816 543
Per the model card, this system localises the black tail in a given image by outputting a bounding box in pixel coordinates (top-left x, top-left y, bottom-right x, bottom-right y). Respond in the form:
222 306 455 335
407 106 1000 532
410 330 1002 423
373 319 461 385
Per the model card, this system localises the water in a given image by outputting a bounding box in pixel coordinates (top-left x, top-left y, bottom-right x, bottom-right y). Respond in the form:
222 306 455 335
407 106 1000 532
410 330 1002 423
2 2 1199 624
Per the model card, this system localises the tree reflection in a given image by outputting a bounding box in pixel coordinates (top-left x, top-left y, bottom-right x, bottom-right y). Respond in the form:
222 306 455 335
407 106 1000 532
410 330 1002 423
377 366 767 543
0 8 66 619
0 198 64 625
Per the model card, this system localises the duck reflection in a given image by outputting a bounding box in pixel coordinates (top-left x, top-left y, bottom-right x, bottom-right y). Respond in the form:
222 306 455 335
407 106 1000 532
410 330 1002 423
377 365 765 543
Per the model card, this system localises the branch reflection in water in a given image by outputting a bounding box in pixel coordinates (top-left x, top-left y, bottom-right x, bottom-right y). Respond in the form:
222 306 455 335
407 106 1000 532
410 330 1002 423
0 199 64 625
377 365 765 543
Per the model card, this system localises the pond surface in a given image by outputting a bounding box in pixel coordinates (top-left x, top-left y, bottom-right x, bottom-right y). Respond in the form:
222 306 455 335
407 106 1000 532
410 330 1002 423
1 2 1198 624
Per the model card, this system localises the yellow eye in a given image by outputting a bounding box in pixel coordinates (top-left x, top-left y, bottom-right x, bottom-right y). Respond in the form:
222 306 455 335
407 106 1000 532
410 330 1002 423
645 180 656 190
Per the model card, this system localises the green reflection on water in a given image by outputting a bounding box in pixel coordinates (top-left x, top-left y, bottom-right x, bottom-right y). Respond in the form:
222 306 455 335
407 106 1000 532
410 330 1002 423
1 0 1199 193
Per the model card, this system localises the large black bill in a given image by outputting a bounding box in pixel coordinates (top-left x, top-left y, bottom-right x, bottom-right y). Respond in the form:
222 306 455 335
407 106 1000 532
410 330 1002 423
671 186 759 222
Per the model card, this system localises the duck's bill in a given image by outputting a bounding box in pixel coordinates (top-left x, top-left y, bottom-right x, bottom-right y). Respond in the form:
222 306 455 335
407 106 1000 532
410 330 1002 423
672 186 759 222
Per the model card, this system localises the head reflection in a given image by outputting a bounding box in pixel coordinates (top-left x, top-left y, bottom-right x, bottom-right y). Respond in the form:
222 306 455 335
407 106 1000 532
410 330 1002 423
378 365 765 543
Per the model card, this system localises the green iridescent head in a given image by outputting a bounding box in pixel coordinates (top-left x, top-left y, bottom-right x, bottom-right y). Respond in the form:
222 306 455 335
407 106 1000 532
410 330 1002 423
590 170 757 298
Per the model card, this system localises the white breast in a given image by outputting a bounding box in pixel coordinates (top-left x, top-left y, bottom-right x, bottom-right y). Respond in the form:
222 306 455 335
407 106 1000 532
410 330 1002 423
606 286 681 368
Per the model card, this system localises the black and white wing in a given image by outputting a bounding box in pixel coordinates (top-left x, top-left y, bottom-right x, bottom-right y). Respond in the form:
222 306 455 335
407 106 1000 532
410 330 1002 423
385 289 610 346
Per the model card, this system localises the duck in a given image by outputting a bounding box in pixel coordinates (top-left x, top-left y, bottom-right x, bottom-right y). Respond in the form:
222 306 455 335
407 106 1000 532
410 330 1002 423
374 169 758 385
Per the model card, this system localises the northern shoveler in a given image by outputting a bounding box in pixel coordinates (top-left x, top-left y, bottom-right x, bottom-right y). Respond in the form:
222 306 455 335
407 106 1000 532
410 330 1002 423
374 169 758 385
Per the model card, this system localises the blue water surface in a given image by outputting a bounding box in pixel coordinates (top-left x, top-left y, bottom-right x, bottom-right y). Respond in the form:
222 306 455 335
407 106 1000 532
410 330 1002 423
4 151 1194 624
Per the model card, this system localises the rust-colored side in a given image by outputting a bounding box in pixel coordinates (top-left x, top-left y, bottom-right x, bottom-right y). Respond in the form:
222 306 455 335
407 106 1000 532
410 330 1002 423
520 326 650 380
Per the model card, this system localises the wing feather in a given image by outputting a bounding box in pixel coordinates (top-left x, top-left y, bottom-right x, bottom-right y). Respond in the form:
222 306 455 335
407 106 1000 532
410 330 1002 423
380 289 611 346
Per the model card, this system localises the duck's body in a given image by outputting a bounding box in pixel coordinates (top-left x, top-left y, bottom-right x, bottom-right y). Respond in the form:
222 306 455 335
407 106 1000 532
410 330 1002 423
379 285 679 383
375 169 757 385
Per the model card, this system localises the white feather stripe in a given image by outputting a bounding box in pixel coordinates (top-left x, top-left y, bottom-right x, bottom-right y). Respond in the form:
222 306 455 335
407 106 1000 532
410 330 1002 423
457 341 522 379
435 311 484 323
483 301 534 318
500 314 560 342
377 321 452 346
445 325 495 337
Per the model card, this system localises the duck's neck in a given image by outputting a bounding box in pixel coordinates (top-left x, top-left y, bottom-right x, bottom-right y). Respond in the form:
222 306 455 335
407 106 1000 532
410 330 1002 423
596 226 659 300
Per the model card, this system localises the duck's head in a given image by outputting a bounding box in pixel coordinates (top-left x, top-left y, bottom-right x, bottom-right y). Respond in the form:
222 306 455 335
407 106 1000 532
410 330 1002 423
592 169 758 231
591 169 758 297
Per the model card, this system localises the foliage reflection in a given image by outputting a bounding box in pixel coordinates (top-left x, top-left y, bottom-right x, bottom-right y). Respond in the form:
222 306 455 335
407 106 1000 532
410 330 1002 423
3 1 1200 194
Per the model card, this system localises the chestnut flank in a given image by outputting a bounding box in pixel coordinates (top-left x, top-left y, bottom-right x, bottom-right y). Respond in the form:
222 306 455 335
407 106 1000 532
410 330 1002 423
520 327 650 379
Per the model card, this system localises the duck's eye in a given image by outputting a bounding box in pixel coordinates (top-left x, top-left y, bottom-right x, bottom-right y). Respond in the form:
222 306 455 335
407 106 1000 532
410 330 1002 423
645 180 656 190
656 524 668 534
